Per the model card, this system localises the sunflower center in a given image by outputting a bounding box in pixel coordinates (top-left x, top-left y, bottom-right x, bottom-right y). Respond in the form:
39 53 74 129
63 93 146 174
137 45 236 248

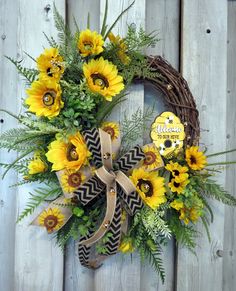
138 179 153 197
47 67 53 77
173 181 180 187
173 170 180 176
91 73 109 89
44 215 58 229
83 42 93 51
68 173 82 188
190 155 197 165
67 144 79 161
43 91 55 106
144 151 156 165
103 126 115 139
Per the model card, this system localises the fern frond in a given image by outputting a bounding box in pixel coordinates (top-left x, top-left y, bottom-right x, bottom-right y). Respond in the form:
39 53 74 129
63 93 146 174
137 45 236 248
17 186 62 223
5 56 38 82
43 32 58 48
202 179 236 206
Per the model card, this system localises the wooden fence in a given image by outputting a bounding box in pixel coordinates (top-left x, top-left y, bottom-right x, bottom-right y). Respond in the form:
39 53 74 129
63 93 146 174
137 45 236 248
0 0 235 290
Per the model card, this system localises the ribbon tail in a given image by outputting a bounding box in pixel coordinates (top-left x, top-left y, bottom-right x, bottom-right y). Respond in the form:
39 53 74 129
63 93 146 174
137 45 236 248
80 182 117 247
118 185 143 215
104 196 122 255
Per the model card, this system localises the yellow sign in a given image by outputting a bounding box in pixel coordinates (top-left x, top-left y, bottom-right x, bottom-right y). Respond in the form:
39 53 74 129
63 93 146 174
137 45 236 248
150 111 185 156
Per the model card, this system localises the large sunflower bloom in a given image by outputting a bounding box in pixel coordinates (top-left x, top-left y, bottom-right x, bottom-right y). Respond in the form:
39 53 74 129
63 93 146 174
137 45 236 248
60 169 86 193
130 168 166 209
78 29 104 57
165 161 189 182
83 57 124 101
38 207 65 233
46 132 91 171
36 47 64 81
168 178 189 194
25 79 64 119
141 144 164 171
101 121 120 140
185 146 207 170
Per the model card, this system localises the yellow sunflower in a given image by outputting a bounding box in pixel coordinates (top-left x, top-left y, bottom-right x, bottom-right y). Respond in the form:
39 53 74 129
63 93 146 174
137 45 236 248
119 237 135 253
170 200 184 211
28 157 47 175
141 144 164 171
38 207 65 233
60 169 86 193
130 168 166 209
185 146 207 170
179 207 201 225
108 32 130 65
165 161 189 182
36 47 64 81
78 29 104 57
46 132 91 171
25 79 64 119
101 121 120 140
83 57 124 101
168 178 189 194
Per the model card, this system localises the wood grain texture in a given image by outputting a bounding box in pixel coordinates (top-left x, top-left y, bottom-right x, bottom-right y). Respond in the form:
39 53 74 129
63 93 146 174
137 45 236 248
142 1 180 290
12 1 65 291
67 0 100 32
0 1 18 290
93 1 145 291
177 1 228 290
65 1 100 290
223 2 236 291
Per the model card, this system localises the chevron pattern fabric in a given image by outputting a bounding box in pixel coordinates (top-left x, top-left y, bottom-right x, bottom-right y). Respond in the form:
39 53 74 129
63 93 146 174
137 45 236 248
105 197 122 255
117 185 143 215
116 145 145 172
74 175 105 205
78 229 94 267
83 128 102 168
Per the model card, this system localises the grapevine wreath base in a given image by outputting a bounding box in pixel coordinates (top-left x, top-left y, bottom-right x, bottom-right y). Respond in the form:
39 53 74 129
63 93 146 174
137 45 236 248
1 3 235 284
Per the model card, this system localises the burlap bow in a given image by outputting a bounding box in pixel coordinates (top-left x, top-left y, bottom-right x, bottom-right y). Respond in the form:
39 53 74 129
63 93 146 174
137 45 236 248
74 128 145 268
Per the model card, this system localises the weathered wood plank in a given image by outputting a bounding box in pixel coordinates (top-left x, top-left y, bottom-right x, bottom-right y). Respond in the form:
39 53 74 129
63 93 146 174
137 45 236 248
223 2 236 291
93 1 145 291
65 1 101 290
177 1 228 290
13 1 65 291
67 0 100 32
141 1 180 290
0 1 19 290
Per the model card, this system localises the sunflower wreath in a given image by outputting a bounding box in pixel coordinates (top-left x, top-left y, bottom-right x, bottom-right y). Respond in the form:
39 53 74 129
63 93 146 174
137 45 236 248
1 2 236 283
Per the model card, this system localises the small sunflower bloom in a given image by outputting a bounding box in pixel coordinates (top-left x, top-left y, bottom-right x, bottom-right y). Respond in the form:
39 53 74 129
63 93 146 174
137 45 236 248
170 200 184 211
60 169 86 193
36 47 64 81
185 146 207 170
108 32 130 65
101 121 120 140
130 168 166 209
168 178 189 194
46 132 91 171
179 207 202 225
141 144 164 171
78 29 104 57
25 79 64 119
28 157 47 175
119 237 135 253
165 161 189 182
38 207 65 233
83 57 124 101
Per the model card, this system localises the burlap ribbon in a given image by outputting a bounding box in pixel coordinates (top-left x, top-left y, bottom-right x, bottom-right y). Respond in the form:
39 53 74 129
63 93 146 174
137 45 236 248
74 128 145 268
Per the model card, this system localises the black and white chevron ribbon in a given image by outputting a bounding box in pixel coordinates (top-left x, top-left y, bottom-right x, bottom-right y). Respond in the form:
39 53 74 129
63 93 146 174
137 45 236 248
75 128 144 268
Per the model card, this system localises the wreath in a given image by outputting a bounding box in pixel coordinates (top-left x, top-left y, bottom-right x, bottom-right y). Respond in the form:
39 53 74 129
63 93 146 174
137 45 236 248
1 3 235 283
